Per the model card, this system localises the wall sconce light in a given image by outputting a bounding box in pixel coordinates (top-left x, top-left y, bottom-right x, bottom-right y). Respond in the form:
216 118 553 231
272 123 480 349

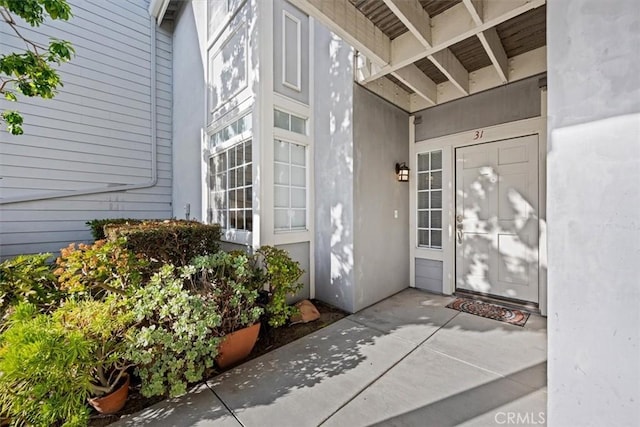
395 162 410 182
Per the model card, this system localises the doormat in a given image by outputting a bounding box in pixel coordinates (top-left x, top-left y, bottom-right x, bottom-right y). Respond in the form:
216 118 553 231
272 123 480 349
446 298 530 327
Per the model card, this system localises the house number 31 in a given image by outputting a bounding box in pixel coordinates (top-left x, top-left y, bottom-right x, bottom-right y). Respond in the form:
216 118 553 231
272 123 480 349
473 130 484 140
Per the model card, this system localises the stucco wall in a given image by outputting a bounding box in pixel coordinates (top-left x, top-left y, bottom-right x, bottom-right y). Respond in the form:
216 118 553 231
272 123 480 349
171 1 206 220
547 0 640 425
414 74 543 142
353 85 409 311
313 26 355 312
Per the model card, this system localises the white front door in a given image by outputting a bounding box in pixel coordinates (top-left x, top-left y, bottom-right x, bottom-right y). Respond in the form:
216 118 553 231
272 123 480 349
455 135 539 303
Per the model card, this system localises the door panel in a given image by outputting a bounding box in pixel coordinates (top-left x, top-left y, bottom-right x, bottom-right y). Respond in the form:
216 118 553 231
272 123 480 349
455 135 539 303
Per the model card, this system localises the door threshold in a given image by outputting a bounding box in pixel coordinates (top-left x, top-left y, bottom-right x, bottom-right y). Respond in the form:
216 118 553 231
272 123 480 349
454 290 540 314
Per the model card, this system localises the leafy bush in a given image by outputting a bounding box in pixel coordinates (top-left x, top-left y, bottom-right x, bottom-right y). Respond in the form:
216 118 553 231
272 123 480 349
54 297 134 397
188 252 263 334
54 239 147 296
0 253 59 321
124 265 222 398
86 218 147 240
105 220 221 268
0 304 93 427
256 246 304 328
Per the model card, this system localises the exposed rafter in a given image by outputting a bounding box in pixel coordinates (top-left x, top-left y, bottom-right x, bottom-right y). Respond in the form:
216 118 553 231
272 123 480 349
429 49 469 95
382 0 431 47
287 0 391 66
462 0 484 26
392 64 437 105
361 0 546 83
478 28 509 83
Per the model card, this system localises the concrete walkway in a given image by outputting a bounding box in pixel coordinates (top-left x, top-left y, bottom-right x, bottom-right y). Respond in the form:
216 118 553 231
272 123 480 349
114 289 547 427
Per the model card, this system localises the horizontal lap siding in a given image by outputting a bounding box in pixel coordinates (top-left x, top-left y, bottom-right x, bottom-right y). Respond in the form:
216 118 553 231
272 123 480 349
0 0 173 259
415 258 443 293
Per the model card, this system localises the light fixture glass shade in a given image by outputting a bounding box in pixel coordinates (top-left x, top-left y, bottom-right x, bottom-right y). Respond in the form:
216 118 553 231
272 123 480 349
396 162 410 182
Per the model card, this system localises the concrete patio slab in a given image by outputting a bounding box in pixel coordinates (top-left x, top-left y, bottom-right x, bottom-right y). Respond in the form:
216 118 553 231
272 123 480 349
423 311 547 388
208 318 415 427
112 383 240 427
348 288 458 345
322 345 545 427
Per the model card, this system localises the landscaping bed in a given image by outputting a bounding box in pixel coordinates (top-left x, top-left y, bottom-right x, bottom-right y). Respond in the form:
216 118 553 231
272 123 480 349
88 300 347 426
0 219 346 427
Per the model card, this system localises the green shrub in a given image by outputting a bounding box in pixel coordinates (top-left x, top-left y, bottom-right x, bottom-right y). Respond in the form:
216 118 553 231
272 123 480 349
124 265 222 398
105 220 222 268
86 218 147 240
188 252 263 334
256 246 304 328
0 253 60 321
54 239 147 297
54 297 134 397
0 304 93 427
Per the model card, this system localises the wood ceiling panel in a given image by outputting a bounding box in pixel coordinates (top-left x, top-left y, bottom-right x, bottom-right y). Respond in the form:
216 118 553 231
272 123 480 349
496 5 547 58
387 74 415 94
414 57 448 84
350 0 408 39
449 35 493 72
419 0 462 17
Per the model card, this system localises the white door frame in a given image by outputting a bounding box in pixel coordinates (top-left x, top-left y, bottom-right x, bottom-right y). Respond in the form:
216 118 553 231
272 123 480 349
409 115 548 315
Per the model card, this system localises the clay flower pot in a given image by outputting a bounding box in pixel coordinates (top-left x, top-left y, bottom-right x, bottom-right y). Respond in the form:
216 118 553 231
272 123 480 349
216 323 261 369
88 373 130 414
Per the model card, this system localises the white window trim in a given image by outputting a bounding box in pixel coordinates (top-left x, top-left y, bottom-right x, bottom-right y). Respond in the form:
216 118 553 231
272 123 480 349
416 150 444 250
273 139 309 234
208 23 249 116
282 10 302 92
207 112 253 151
208 136 254 246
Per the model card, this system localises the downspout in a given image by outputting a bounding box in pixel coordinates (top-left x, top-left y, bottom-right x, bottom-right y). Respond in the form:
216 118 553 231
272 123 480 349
0 16 159 205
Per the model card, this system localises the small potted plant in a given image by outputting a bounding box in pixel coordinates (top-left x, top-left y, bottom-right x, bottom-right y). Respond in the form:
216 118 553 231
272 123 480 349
54 297 135 414
188 251 264 368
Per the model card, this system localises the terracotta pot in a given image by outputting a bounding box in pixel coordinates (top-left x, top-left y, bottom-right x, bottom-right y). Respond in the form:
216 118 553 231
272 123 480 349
216 323 261 369
88 372 130 414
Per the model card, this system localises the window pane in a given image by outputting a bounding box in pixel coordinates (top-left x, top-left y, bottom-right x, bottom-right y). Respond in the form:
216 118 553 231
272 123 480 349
229 148 236 168
418 211 429 228
275 186 289 208
245 187 252 208
244 164 252 185
236 188 245 207
274 163 289 185
418 230 430 246
290 115 306 134
275 209 289 229
229 168 236 188
431 211 442 229
274 110 289 130
228 189 236 209
236 209 245 230
229 210 237 229
418 153 429 172
431 150 442 170
291 143 305 166
291 188 305 208
291 210 306 228
290 166 305 187
431 191 442 209
244 140 252 163
236 168 244 189
418 172 429 190
274 139 289 162
431 230 442 248
418 192 429 209
430 171 442 190
245 210 253 231
235 144 243 166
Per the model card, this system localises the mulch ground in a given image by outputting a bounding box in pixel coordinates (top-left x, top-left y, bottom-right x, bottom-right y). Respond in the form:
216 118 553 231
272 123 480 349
89 300 347 426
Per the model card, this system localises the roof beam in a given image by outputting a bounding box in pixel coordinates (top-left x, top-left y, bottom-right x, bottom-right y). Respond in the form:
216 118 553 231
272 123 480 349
478 28 508 83
361 0 545 83
288 0 391 66
392 64 437 105
382 0 431 47
462 0 484 25
429 49 469 95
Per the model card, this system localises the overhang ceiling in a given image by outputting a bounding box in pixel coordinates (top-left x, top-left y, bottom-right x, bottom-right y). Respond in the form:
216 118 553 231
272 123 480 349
291 0 547 112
